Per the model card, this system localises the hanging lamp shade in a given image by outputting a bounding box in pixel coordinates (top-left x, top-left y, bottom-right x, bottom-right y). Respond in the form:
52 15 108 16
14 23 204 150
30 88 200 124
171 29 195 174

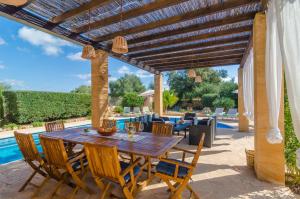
187 69 196 78
112 36 128 54
81 45 96 59
0 0 27 6
195 76 202 83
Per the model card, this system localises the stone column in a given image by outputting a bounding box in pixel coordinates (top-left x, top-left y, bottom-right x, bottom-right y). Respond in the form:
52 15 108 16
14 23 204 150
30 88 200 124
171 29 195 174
91 50 109 128
253 13 285 185
154 73 163 116
238 67 249 132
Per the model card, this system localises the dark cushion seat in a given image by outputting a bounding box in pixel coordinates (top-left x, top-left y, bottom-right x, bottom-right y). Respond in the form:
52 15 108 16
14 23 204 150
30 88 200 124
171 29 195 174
173 123 191 132
120 161 141 183
156 159 189 178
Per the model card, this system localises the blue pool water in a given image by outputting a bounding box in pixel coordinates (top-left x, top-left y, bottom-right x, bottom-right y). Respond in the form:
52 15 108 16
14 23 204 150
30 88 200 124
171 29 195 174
0 118 232 164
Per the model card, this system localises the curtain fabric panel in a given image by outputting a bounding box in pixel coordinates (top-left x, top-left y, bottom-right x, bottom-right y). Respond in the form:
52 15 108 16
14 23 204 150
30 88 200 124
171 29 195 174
265 0 283 144
243 49 254 121
273 0 300 166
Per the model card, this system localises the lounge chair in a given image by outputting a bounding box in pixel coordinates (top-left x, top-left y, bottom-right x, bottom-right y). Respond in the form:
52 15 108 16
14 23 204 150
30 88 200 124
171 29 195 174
133 107 141 115
123 107 132 114
223 108 238 120
212 108 225 118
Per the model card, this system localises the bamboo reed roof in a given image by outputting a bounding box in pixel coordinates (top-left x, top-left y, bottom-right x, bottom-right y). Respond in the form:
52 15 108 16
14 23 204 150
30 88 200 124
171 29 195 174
0 0 262 74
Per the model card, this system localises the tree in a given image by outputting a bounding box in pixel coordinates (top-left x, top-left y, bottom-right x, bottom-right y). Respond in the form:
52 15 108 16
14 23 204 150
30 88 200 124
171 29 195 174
71 85 91 94
163 90 179 111
0 83 11 126
121 92 144 107
148 82 154 90
109 74 146 97
212 97 235 110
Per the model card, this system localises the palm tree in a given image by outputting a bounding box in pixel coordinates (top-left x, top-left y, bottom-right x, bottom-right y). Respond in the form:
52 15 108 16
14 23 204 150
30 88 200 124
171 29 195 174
163 90 179 112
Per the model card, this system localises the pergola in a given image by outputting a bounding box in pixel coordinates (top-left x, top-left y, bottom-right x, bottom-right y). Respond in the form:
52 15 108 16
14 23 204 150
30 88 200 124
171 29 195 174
0 0 284 185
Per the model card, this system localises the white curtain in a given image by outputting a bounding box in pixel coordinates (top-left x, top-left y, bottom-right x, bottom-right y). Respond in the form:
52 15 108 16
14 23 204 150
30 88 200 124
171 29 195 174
273 0 300 165
265 0 283 144
243 49 254 121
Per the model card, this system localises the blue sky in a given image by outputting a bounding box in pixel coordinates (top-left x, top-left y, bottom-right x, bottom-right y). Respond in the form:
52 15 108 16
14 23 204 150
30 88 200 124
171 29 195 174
0 16 239 92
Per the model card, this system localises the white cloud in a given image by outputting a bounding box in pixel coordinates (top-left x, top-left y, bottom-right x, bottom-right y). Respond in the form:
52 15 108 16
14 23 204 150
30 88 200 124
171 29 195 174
222 76 238 83
0 37 5 45
18 27 73 56
75 73 91 80
118 65 132 74
109 77 117 82
0 79 25 88
136 69 153 78
0 64 5 69
67 52 86 61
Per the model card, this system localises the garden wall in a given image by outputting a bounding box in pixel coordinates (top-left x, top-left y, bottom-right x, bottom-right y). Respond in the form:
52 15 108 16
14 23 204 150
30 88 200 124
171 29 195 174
2 91 91 124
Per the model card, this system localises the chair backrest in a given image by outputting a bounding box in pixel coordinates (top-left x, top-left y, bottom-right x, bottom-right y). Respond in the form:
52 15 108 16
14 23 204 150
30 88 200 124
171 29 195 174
102 119 117 128
124 107 131 113
133 107 141 113
14 131 40 162
125 121 141 132
39 136 68 169
215 108 224 114
191 133 205 167
227 108 237 115
152 122 173 136
45 121 65 132
84 143 121 182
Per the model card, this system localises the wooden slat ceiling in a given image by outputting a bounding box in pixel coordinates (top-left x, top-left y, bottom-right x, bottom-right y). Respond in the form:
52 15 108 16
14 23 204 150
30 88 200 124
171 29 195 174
0 0 262 74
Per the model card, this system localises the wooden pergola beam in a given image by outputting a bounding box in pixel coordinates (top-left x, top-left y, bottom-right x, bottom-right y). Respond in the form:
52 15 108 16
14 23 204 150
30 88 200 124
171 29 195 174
129 35 250 58
93 0 259 42
156 59 241 71
240 35 253 67
128 12 256 46
150 54 243 68
135 43 247 62
74 0 187 34
127 26 252 52
144 49 245 65
51 0 111 24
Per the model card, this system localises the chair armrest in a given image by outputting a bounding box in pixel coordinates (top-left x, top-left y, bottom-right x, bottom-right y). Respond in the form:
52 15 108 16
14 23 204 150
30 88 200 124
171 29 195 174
68 152 85 164
172 146 196 155
120 157 142 177
158 158 192 169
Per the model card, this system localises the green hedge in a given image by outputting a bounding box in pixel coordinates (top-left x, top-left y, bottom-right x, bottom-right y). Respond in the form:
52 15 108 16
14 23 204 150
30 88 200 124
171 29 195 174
2 91 91 124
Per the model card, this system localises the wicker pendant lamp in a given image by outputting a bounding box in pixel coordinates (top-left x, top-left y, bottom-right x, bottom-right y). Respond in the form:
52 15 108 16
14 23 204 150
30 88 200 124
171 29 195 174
112 0 128 54
187 69 196 78
0 0 27 6
81 9 96 59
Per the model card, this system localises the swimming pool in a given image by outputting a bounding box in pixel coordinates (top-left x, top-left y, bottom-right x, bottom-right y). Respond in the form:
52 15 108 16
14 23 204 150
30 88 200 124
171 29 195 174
0 118 232 164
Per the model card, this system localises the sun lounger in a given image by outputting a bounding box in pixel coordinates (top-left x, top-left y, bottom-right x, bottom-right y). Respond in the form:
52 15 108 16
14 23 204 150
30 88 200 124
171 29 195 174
223 108 238 120
212 108 225 118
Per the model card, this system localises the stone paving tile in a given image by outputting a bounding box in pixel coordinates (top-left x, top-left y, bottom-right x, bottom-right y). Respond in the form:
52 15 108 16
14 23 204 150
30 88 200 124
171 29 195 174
0 128 298 199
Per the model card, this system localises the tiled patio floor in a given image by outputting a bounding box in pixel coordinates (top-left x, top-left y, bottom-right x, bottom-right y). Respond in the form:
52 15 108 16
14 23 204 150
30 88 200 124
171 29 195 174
0 128 298 199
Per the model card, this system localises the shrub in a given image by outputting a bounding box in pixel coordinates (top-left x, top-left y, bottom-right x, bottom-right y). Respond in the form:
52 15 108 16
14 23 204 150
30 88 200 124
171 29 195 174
121 92 144 108
201 93 218 108
212 97 235 110
114 106 123 113
3 91 91 124
285 83 300 184
3 123 19 130
32 121 44 127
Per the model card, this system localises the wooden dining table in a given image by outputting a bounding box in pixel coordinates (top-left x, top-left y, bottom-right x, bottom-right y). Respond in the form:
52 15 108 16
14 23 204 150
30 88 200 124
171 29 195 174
40 127 183 184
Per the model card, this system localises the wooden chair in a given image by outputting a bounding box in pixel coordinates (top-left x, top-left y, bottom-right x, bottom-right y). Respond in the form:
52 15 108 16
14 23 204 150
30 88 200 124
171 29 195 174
155 134 205 199
125 121 142 132
102 119 117 128
14 131 51 197
84 143 147 199
152 122 173 136
39 135 94 199
45 120 76 155
45 120 65 132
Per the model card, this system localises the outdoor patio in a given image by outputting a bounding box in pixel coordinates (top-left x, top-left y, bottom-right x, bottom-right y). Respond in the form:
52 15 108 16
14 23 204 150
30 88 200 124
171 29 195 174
0 127 297 199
